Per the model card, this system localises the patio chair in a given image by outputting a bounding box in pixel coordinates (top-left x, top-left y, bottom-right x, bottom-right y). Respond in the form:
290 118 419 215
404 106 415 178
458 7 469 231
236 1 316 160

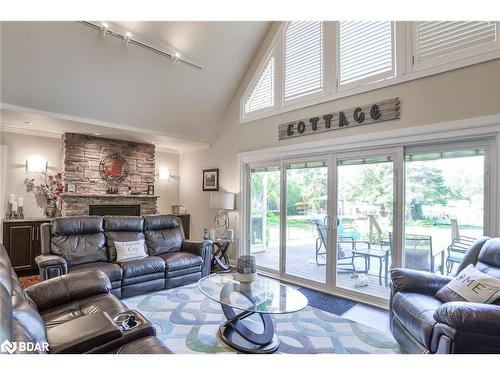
445 218 477 275
313 218 364 272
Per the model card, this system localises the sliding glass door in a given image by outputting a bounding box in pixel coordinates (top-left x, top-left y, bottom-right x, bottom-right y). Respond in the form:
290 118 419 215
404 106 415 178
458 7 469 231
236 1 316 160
284 160 328 283
249 165 281 272
404 143 489 276
334 150 399 302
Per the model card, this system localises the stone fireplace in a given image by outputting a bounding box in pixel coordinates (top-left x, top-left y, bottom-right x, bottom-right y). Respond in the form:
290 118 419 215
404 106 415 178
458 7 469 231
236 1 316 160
61 133 158 216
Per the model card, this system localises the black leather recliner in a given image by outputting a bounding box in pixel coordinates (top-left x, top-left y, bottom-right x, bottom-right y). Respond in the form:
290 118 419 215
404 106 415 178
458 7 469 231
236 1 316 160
0 243 170 354
390 236 500 353
35 215 212 299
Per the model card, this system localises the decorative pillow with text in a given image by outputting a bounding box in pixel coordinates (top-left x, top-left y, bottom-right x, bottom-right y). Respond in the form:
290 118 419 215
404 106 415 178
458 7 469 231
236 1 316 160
115 240 147 262
436 264 500 303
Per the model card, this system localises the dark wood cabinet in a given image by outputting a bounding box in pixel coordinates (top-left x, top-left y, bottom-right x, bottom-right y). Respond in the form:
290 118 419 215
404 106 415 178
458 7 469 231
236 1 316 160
176 214 190 239
2 219 50 275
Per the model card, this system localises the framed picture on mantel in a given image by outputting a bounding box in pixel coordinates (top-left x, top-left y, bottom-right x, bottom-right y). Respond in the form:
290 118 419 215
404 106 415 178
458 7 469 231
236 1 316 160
202 168 219 191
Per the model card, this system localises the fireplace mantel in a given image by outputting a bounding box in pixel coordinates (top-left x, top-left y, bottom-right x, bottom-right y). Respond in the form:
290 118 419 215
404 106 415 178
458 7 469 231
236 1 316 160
61 193 158 216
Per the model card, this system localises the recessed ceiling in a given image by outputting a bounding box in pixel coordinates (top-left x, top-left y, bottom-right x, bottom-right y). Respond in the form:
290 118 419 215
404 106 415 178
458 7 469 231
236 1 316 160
0 21 271 146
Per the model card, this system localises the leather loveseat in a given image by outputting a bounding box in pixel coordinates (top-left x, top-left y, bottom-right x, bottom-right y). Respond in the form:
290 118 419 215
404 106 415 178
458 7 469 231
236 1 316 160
0 243 170 354
390 236 500 353
35 215 212 299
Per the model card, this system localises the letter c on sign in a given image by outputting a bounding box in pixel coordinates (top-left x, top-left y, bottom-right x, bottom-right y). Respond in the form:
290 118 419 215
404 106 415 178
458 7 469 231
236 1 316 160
287 123 294 136
297 121 306 134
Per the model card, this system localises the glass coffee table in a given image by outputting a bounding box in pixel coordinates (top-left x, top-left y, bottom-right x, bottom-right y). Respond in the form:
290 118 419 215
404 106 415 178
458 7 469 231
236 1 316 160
198 273 308 353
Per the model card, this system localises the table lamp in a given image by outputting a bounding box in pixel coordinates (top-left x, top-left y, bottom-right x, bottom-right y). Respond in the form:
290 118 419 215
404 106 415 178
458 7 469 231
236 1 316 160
210 192 234 238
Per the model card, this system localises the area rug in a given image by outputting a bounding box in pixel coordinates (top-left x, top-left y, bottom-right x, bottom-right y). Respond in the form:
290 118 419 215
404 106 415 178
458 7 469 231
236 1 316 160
123 284 401 354
19 275 42 289
298 287 357 316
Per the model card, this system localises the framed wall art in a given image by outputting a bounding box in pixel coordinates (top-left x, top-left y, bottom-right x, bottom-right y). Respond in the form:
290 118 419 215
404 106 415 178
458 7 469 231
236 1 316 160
202 168 219 191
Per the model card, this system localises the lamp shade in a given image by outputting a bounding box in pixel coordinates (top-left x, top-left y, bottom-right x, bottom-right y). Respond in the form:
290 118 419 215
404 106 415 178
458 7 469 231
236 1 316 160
210 192 234 210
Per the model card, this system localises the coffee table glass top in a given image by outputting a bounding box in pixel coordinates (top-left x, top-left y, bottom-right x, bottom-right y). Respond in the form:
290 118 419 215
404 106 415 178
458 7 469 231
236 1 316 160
198 273 308 314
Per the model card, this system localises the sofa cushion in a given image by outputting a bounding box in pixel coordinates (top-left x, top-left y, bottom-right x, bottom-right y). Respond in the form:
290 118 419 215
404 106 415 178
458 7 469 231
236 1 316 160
159 251 203 272
51 217 107 266
392 291 442 350
143 215 184 255
104 216 147 261
69 262 123 282
115 256 166 279
41 293 128 330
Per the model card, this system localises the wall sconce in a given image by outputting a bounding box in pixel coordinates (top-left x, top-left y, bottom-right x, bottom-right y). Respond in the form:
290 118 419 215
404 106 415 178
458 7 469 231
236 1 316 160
26 156 47 173
158 167 171 181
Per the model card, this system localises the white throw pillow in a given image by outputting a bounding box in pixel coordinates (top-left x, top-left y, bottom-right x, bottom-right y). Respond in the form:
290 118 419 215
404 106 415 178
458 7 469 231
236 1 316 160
115 240 147 261
436 264 500 303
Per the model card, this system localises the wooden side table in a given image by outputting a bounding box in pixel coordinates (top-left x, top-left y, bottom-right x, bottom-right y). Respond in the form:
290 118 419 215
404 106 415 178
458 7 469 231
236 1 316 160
211 240 232 273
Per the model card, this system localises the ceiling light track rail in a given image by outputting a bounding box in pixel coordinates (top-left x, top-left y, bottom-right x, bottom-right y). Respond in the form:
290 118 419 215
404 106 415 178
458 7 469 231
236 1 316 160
78 21 203 70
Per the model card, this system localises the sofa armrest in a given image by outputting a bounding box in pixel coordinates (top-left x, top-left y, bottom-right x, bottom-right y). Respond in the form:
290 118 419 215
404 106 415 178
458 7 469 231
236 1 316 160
390 268 452 295
182 240 213 277
434 302 500 336
35 254 68 280
25 270 111 312
47 311 122 354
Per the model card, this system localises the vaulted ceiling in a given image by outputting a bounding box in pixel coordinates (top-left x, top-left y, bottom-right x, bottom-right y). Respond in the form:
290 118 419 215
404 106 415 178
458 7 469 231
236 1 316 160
0 21 271 147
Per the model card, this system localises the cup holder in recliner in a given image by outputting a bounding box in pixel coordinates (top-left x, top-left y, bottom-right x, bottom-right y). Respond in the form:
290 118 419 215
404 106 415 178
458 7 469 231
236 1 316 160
113 313 141 331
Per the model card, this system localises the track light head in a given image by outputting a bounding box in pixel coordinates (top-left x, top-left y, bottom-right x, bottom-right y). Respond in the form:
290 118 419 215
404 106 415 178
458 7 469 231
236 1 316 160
172 52 180 63
124 31 132 44
101 22 109 36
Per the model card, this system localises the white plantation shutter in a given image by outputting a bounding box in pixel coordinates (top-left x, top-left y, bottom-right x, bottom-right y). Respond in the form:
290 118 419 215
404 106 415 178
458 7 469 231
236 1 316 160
339 21 394 85
415 21 497 63
244 56 275 115
284 21 324 101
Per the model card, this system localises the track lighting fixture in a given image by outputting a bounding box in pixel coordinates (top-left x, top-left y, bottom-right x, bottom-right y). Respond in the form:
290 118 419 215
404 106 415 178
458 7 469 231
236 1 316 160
79 21 202 70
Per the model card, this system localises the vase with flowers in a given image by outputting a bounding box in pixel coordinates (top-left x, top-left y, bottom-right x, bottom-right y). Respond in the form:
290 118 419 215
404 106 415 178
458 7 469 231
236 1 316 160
24 172 64 218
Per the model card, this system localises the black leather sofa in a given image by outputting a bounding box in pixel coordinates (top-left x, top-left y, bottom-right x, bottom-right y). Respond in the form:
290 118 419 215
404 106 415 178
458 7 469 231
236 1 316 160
36 215 212 298
390 236 500 353
0 243 170 354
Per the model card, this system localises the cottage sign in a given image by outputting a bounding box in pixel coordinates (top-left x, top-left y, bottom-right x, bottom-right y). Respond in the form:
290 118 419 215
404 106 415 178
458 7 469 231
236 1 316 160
278 98 400 140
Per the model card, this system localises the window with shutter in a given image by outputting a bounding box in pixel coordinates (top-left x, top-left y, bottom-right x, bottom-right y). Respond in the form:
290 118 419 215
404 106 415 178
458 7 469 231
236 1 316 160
284 21 324 102
414 21 498 69
243 55 275 115
338 21 394 87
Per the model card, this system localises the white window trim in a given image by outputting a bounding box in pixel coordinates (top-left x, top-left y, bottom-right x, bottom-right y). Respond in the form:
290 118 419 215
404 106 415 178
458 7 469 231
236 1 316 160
240 21 500 125
336 21 396 92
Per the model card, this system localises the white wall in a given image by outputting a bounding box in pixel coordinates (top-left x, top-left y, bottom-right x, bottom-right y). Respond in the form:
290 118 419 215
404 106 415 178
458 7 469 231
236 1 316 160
0 132 63 218
179 53 500 258
155 151 180 213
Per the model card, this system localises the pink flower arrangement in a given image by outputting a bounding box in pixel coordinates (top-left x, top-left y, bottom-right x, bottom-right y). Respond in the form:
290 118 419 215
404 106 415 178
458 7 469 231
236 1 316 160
24 172 64 210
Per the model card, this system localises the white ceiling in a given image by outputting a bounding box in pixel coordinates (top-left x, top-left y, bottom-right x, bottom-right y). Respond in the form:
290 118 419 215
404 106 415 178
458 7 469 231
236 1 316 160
0 21 270 147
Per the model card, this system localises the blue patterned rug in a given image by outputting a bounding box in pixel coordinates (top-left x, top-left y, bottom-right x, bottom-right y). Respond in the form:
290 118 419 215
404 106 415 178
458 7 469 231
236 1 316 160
123 284 401 354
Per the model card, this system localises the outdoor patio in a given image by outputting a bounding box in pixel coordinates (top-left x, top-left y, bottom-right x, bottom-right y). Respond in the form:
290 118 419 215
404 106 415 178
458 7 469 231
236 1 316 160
252 238 393 299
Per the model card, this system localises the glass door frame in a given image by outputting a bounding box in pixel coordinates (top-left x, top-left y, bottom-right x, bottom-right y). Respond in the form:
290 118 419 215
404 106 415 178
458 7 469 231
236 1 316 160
280 155 333 286
330 147 404 306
